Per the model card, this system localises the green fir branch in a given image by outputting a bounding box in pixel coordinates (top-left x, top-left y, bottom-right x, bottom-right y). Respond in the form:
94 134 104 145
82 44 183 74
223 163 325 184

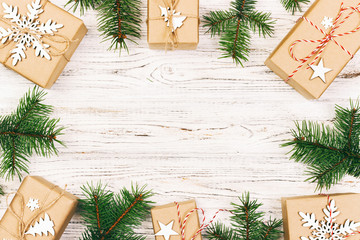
206 193 282 240
282 100 360 190
260 219 283 240
79 182 153 240
67 0 142 53
97 0 142 52
280 0 310 14
203 0 275 66
65 0 102 14
0 87 64 181
207 223 239 240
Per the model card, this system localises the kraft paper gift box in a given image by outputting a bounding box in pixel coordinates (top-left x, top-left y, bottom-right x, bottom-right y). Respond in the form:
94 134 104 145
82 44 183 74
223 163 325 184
0 176 78 239
282 193 360 240
147 0 199 50
265 0 360 99
0 0 87 88
151 199 202 240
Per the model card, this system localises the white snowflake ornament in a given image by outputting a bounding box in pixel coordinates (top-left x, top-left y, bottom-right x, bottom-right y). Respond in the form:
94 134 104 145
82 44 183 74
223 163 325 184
321 16 334 30
159 6 187 32
299 199 360 240
0 0 63 66
26 198 40 212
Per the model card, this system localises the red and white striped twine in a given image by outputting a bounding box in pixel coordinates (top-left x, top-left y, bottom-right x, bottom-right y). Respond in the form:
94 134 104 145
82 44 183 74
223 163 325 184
174 201 231 240
286 2 360 82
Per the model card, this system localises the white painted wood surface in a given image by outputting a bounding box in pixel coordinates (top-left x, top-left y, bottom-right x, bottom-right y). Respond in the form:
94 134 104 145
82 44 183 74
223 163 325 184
1 0 360 238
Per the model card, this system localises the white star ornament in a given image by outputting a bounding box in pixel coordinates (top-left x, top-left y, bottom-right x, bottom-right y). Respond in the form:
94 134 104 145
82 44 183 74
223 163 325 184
309 58 332 83
155 220 179 240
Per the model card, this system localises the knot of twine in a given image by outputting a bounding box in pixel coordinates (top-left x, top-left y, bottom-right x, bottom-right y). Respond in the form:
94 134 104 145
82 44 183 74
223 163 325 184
287 2 360 81
0 184 67 240
148 0 199 50
0 0 74 64
174 201 231 240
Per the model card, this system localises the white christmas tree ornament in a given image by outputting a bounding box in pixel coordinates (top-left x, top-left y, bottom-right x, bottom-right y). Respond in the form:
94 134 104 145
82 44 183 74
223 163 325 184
321 16 334 30
0 0 63 66
26 198 40 212
154 220 179 240
25 213 55 236
299 199 360 240
159 6 187 32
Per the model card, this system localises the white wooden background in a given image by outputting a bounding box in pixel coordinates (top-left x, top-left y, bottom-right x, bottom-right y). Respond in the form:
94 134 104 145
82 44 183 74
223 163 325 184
0 0 360 239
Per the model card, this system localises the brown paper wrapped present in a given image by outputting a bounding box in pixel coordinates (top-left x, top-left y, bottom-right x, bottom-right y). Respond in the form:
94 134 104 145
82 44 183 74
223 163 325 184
0 0 87 88
282 193 360 240
151 199 202 240
147 0 199 50
265 0 360 99
0 176 78 240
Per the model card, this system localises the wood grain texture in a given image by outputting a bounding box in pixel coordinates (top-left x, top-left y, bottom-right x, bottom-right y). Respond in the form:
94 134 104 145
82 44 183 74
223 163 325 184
1 0 360 238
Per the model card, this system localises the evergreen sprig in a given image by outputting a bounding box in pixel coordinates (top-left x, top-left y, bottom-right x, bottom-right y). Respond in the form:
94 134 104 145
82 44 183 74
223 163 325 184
203 0 275 66
280 0 310 14
67 0 142 53
282 100 360 191
79 182 153 240
206 192 282 240
0 87 64 181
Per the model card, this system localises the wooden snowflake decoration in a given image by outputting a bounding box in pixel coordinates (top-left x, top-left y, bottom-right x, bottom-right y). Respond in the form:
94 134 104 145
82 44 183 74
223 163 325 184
321 16 334 30
26 198 40 212
0 0 63 66
299 199 360 240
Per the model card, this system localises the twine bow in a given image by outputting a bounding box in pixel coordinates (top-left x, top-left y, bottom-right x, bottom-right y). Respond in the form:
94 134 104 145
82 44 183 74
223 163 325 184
0 0 74 65
287 2 360 81
0 184 67 239
174 201 231 240
148 0 199 50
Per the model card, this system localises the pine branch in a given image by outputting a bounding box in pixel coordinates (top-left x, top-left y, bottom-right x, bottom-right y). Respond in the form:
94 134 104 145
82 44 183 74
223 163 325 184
219 20 251 66
206 193 282 240
65 0 102 14
232 192 265 240
280 0 310 14
79 182 153 240
282 100 360 190
203 11 237 36
97 0 142 53
67 0 141 53
0 87 64 181
207 223 238 240
260 219 283 240
242 11 274 37
203 0 275 66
